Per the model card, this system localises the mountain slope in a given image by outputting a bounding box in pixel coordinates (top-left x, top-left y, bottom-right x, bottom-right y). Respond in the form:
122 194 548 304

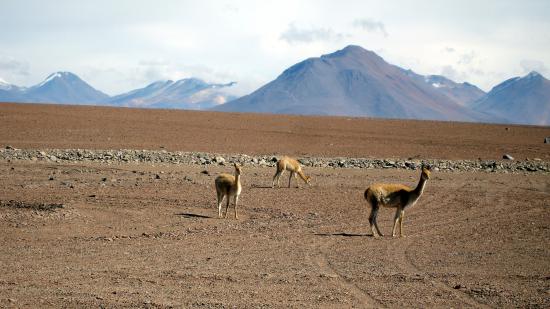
473 71 550 125
24 72 109 104
402 70 486 106
214 45 487 122
109 78 237 109
0 78 25 102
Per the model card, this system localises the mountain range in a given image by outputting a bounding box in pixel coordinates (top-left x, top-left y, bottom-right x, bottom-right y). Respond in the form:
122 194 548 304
1 45 549 125
214 45 549 125
0 73 236 110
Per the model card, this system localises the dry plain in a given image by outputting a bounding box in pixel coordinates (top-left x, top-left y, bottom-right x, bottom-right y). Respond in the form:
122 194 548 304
0 102 549 308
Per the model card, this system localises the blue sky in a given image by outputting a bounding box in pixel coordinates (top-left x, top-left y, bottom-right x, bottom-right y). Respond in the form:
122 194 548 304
1 0 549 95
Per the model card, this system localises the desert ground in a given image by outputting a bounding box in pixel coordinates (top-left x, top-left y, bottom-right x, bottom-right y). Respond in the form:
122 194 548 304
1 102 549 308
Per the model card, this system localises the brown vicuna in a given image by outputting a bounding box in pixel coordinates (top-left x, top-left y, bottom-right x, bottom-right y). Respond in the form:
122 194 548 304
364 166 431 237
215 163 242 219
272 156 311 188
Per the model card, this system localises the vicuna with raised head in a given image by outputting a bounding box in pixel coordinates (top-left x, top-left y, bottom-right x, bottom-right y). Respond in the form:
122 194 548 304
364 166 431 237
215 163 242 219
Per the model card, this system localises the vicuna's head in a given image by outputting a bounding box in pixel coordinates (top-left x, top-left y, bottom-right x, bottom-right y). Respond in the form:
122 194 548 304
421 166 431 180
234 163 242 176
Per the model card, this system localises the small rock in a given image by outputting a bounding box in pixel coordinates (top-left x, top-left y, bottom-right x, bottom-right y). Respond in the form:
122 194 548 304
5 145 14 150
155 174 161 179
101 177 107 182
454 284 462 289
545 137 550 144
49 176 55 181
503 154 514 160
200 170 210 175
214 156 226 164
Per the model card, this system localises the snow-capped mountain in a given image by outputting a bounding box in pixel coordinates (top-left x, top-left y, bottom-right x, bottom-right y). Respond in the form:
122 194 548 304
109 78 237 110
0 78 21 91
23 72 109 104
0 78 25 102
214 45 489 122
473 71 550 125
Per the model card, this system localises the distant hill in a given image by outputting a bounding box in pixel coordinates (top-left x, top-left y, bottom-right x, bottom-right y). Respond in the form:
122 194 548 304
109 78 237 110
0 73 236 110
23 72 109 104
472 71 550 125
213 45 489 122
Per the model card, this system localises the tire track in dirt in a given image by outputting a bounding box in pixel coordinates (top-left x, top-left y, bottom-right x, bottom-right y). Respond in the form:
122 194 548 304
307 239 384 308
378 185 493 308
392 237 491 309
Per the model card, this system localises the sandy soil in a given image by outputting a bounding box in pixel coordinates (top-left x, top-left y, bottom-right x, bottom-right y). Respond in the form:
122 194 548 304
1 102 549 308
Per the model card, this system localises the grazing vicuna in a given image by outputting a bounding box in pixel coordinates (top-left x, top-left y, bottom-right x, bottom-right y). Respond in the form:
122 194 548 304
364 166 431 237
272 156 311 188
215 163 242 219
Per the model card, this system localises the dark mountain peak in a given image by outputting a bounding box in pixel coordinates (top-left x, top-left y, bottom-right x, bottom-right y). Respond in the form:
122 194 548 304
322 45 382 62
474 71 550 125
525 71 543 79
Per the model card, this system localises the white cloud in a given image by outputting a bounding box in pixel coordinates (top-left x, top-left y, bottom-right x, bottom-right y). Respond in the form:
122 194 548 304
0 55 30 79
520 59 548 75
280 23 347 44
352 18 388 37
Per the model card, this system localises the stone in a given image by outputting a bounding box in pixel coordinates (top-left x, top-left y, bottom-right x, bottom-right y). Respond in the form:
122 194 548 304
545 137 550 144
503 154 514 160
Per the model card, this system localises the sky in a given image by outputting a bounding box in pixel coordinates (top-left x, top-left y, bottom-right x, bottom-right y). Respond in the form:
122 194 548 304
1 0 549 96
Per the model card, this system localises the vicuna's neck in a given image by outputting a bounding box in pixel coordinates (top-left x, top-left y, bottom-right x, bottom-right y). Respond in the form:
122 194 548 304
234 172 241 185
413 176 428 197
297 170 308 182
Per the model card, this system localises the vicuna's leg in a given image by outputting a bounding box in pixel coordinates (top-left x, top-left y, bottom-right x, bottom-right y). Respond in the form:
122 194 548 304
223 194 231 218
288 172 294 188
369 202 383 237
216 191 224 218
272 170 282 188
293 172 299 188
399 209 405 237
392 207 403 237
234 195 239 219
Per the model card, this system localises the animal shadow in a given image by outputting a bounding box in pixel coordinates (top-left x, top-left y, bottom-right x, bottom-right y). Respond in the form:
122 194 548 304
314 232 373 237
176 212 212 219
250 184 275 189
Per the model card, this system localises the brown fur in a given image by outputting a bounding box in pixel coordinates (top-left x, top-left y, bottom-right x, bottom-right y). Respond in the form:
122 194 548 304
215 163 242 219
364 167 431 237
272 156 311 188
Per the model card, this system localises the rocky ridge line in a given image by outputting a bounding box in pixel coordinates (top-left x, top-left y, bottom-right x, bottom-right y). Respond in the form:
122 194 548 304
0 147 548 173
